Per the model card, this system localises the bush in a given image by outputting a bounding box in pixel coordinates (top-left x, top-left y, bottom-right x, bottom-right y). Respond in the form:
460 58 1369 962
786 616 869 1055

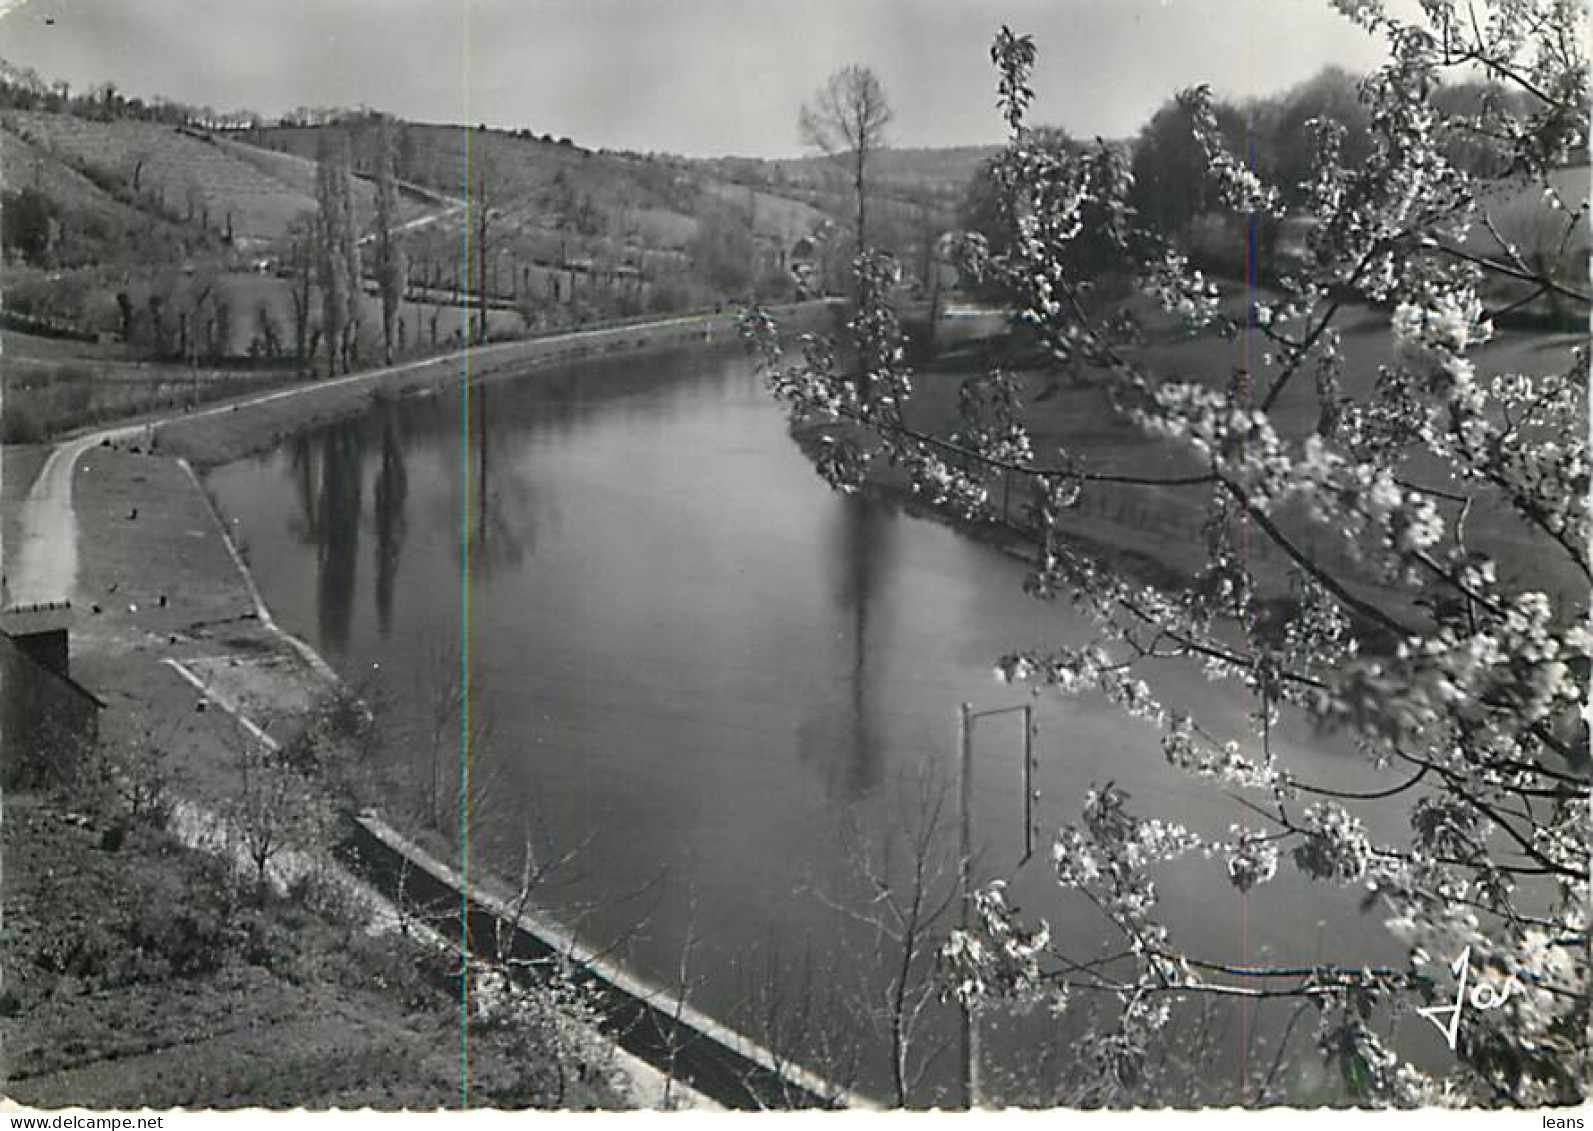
88 730 174 829
0 400 46 443
34 919 116 980
647 277 694 315
1182 211 1281 281
1 187 59 265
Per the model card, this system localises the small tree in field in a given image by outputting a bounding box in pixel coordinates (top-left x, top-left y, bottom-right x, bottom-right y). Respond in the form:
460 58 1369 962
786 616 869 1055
800 65 893 261
227 746 325 898
749 0 1588 1108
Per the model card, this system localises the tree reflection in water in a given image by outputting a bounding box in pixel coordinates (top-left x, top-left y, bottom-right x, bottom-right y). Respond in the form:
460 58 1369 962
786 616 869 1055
797 494 896 800
467 382 532 580
372 400 409 636
315 420 364 654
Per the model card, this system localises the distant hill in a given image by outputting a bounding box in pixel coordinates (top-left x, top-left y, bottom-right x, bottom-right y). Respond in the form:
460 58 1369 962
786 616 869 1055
0 93 1005 370
1 110 431 248
0 117 210 267
687 144 1003 282
701 145 1001 205
241 120 830 253
231 119 842 312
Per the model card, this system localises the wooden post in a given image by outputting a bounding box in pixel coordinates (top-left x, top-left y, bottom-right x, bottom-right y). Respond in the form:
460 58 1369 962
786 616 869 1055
1023 704 1036 865
957 702 978 1109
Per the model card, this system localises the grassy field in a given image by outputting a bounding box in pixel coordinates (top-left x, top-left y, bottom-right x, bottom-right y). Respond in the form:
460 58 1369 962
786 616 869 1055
1 111 432 245
217 271 528 353
1466 164 1591 320
0 349 295 444
1 124 163 231
3 110 318 242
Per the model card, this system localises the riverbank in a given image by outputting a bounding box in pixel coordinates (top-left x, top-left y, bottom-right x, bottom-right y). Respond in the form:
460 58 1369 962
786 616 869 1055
781 304 1587 640
3 305 840 1110
146 301 841 469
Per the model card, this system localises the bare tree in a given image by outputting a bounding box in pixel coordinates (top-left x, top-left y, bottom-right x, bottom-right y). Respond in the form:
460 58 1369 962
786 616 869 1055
226 745 325 899
285 212 318 376
810 765 961 1107
471 153 494 345
315 129 361 375
729 930 866 1108
373 115 407 365
799 65 893 261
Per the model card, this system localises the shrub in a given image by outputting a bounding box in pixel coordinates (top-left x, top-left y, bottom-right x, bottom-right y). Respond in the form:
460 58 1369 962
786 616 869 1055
0 400 46 443
1 187 59 265
34 920 116 980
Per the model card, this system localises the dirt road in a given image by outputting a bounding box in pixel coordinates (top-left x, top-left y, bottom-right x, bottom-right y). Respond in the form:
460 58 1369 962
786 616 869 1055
2 308 740 611
4 424 145 608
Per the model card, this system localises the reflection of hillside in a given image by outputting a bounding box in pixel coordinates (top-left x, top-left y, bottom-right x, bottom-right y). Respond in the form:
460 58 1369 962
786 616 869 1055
279 351 752 650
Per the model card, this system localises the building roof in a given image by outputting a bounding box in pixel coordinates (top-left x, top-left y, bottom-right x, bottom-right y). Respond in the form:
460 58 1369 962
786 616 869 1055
0 629 106 711
0 600 73 638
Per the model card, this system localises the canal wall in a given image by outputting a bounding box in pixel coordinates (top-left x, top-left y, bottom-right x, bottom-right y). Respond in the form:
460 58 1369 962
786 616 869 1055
337 813 874 1111
150 300 843 468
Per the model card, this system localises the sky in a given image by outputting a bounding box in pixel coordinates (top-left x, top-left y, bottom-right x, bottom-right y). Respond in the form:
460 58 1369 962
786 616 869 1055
0 0 1400 158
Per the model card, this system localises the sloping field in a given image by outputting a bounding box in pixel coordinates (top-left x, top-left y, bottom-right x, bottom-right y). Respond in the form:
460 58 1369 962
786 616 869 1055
699 180 829 244
0 123 151 227
0 123 202 267
2 111 316 241
213 133 435 232
252 123 613 215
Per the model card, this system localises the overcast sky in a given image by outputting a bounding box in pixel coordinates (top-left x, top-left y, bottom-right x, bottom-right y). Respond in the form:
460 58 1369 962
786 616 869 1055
0 0 1397 157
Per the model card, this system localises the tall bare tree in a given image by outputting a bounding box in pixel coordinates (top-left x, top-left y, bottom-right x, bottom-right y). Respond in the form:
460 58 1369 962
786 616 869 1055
286 215 316 376
799 65 893 261
472 153 493 345
372 116 407 366
315 129 361 375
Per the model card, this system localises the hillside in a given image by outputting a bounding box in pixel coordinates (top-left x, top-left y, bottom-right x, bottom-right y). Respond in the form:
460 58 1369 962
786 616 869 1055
689 145 999 287
1 111 432 248
704 145 1001 206
241 121 828 254
233 120 836 314
0 97 994 417
3 110 313 246
0 122 201 267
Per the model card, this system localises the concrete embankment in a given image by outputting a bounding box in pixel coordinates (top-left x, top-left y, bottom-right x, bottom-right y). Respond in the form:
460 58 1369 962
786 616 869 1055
150 302 842 468
338 814 869 1111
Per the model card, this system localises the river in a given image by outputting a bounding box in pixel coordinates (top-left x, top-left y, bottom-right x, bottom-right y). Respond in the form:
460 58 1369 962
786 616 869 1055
204 340 1421 1105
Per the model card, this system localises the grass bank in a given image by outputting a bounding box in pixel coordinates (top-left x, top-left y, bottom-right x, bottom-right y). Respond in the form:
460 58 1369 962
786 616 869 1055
150 301 841 468
784 297 1587 634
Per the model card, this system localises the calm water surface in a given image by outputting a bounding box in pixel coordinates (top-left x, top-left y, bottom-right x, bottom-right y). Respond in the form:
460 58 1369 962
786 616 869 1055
206 344 1413 1103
